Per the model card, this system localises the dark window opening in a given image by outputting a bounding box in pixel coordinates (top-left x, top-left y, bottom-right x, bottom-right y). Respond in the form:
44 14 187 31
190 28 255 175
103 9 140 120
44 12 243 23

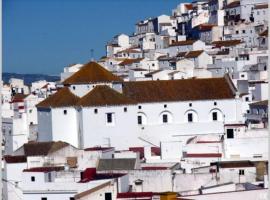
105 193 112 200
31 176 35 182
70 198 75 200
73 86 76 90
163 114 168 123
188 113 193 122
63 110 67 115
107 113 112 123
137 116 142 125
189 103 192 107
124 107 127 112
94 109 98 114
164 104 167 108
245 97 249 102
239 169 245 175
41 198 47 200
214 102 217 106
212 112 218 121
138 105 142 109
227 129 234 139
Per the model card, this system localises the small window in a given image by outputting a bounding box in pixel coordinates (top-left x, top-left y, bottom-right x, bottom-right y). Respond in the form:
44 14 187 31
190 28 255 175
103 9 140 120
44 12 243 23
138 105 142 109
242 30 245 34
29 109 32 113
41 198 47 200
245 97 249 102
212 112 218 121
236 30 239 34
70 198 75 200
94 109 98 114
124 107 127 112
137 116 142 125
241 74 245 78
162 114 168 123
73 86 76 90
189 103 192 107
164 104 167 108
227 129 234 139
214 102 217 106
106 113 113 123
239 169 245 175
188 113 193 122
63 110 67 115
31 176 35 182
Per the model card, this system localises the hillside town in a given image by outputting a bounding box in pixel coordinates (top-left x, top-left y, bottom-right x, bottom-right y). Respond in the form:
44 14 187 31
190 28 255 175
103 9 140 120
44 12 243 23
2 0 269 199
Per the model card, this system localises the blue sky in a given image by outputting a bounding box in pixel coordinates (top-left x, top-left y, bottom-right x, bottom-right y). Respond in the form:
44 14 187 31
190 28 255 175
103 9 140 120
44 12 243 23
4 0 184 74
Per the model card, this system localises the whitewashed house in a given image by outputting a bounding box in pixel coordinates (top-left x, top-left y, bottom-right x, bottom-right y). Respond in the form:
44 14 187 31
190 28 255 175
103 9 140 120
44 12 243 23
168 40 206 56
36 62 244 151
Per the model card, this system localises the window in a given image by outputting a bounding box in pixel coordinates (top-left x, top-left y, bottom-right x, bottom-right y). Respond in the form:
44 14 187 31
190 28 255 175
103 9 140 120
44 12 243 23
241 74 245 78
94 109 98 114
242 30 245 34
73 86 76 90
70 198 75 200
162 114 168 123
239 169 245 175
124 107 127 112
245 97 249 102
212 112 218 121
31 176 35 182
188 113 193 122
137 116 142 125
138 105 142 109
29 109 32 113
189 103 192 107
214 102 217 106
106 113 113 123
164 104 167 108
227 129 234 139
105 193 112 200
41 198 47 200
63 110 67 115
236 30 239 34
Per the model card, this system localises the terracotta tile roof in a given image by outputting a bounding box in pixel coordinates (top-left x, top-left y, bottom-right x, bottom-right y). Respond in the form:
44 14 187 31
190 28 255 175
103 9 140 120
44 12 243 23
122 77 235 103
224 1 240 9
254 4 268 9
131 68 148 71
36 87 80 108
23 166 64 172
117 192 153 198
4 155 27 163
259 29 268 37
211 160 254 168
196 24 215 31
119 58 143 66
185 50 204 58
249 100 268 106
117 48 141 54
212 40 242 47
185 4 193 10
145 70 163 77
63 61 122 84
177 52 187 57
97 158 137 171
11 93 28 103
77 85 136 107
186 153 222 158
169 40 197 47
22 141 69 156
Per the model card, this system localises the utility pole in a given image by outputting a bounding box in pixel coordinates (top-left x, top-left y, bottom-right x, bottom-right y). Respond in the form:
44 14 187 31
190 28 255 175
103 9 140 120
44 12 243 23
90 49 94 61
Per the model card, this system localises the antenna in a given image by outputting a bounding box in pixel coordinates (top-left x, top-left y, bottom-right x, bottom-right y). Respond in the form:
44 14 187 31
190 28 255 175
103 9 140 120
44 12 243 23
90 49 94 61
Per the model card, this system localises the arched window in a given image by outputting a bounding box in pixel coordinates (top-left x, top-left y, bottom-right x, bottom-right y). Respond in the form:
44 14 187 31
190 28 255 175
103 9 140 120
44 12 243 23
137 112 147 125
184 110 198 123
159 111 173 124
209 109 223 122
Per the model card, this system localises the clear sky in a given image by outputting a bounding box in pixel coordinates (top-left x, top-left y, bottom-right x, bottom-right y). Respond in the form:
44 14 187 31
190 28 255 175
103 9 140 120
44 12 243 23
3 0 185 75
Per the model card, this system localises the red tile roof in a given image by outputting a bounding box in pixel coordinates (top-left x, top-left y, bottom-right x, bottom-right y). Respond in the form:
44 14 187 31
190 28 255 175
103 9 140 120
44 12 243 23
169 40 197 47
225 1 240 9
21 141 69 156
36 87 80 108
63 61 122 85
185 4 193 10
254 4 268 9
212 40 242 47
259 29 268 37
11 93 28 103
196 24 215 31
186 153 222 158
77 85 136 107
117 192 153 198
84 147 114 151
119 58 143 66
4 155 27 163
185 50 204 58
23 166 64 172
122 77 235 103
